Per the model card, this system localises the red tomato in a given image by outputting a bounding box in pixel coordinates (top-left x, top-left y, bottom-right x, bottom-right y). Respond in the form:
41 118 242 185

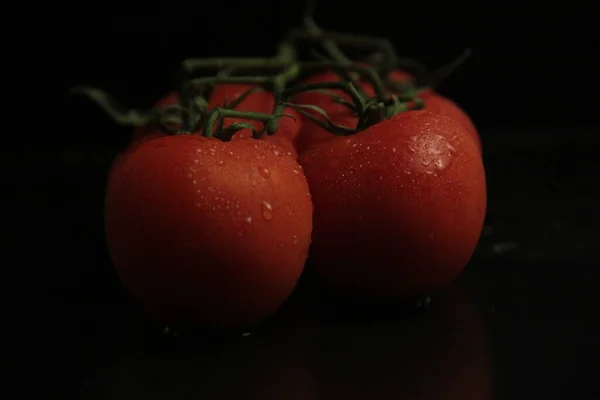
299 110 486 297
105 135 313 328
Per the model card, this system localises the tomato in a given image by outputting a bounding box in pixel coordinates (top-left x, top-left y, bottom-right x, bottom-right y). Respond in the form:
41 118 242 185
299 110 486 297
105 135 313 328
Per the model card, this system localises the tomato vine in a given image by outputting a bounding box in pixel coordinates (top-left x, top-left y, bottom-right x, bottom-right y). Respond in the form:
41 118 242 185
70 12 471 142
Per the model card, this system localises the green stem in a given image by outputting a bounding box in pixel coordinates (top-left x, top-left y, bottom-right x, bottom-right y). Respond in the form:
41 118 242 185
300 61 387 99
69 86 155 126
427 48 472 88
302 16 352 65
182 42 296 74
204 108 279 139
281 81 365 115
286 27 398 78
186 59 300 92
187 75 272 89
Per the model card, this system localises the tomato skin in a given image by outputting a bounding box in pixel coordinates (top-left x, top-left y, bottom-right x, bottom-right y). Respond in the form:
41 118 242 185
421 94 481 152
299 110 486 297
295 113 357 154
105 135 313 328
386 70 480 151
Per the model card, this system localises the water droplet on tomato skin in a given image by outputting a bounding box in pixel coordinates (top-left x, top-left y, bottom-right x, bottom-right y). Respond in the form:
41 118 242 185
240 216 254 233
261 200 274 220
258 166 271 178
217 160 224 166
292 235 299 244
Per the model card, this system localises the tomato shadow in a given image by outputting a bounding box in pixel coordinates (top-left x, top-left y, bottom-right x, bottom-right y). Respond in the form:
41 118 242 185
78 312 320 400
283 264 440 324
304 286 494 400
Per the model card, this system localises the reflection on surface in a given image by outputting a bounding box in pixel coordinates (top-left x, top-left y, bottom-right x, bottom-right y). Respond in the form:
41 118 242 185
80 287 491 399
79 320 319 399
308 288 493 399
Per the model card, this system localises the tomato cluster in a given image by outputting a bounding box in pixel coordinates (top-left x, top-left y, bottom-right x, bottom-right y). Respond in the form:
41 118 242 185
74 20 486 329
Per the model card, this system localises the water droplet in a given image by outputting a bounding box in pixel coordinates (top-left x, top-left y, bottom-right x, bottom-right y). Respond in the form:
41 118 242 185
217 160 224 166
192 179 197 185
261 200 274 220
392 148 397 153
245 216 252 224
272 148 281 156
292 235 299 244
258 166 271 178
228 151 234 156
366 146 371 150
293 168 300 175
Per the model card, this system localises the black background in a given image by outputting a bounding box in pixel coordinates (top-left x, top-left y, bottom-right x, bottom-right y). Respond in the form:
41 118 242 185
14 0 600 398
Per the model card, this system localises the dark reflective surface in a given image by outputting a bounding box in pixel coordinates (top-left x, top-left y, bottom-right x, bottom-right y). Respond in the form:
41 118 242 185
78 286 490 400
21 129 599 399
